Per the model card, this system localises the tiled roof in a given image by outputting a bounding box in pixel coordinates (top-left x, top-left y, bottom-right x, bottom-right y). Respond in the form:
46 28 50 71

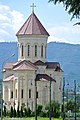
13 60 37 71
4 62 16 69
16 12 49 36
46 62 60 69
35 74 56 82
4 60 37 71
3 74 14 82
13 60 37 70
4 60 37 70
4 60 62 72
34 60 62 71
55 66 63 72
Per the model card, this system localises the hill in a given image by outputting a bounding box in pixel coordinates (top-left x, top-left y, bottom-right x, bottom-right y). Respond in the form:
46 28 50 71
47 42 80 86
0 42 80 86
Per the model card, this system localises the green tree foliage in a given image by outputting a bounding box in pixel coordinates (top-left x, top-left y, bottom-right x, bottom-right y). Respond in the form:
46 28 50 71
4 106 6 117
17 105 20 117
45 100 60 118
37 104 43 116
27 107 31 117
65 100 79 112
40 111 47 117
48 0 80 20
13 108 16 117
10 106 13 118
24 108 28 117
21 106 24 117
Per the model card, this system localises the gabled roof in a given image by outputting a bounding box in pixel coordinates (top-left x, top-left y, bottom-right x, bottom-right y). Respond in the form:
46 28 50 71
34 60 62 71
4 62 16 69
34 60 46 66
46 62 60 69
16 12 49 36
4 60 37 71
3 74 14 82
55 66 63 72
13 60 37 71
46 62 63 72
35 74 56 82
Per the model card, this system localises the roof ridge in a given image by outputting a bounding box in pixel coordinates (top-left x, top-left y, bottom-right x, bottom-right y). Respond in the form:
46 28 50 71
34 13 49 35
24 14 32 34
33 13 41 34
16 12 49 36
16 14 32 36
13 60 37 70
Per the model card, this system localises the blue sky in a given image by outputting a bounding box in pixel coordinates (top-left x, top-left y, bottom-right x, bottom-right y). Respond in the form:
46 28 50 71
0 0 80 44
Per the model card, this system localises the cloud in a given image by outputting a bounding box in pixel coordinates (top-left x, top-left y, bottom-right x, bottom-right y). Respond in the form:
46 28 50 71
0 4 25 42
10 10 25 32
47 23 80 44
0 4 80 44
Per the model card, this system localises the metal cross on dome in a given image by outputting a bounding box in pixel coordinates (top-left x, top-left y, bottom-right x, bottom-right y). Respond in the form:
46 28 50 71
30 3 36 13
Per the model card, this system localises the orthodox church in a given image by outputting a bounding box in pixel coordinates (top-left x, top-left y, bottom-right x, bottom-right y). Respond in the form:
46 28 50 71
3 4 62 111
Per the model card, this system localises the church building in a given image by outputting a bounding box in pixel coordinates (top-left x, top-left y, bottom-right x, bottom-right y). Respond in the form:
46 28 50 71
3 4 63 111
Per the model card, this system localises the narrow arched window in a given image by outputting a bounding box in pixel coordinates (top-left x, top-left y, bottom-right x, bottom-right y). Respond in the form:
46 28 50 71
41 45 43 57
29 89 31 98
21 44 24 57
45 46 46 58
28 45 30 57
35 45 37 57
21 89 23 98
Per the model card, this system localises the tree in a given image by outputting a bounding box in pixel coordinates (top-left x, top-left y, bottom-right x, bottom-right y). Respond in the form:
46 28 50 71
13 108 16 117
45 100 60 118
10 106 13 118
48 0 80 22
20 106 24 117
65 99 79 112
27 107 31 117
24 108 28 117
4 106 6 117
37 104 43 116
17 105 20 117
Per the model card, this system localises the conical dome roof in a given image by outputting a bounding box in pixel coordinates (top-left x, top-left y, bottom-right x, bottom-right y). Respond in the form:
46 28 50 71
16 12 49 36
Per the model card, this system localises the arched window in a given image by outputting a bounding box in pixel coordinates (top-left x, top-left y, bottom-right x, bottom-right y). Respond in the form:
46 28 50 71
45 46 46 58
21 89 23 98
21 44 24 57
41 45 43 57
35 45 37 57
28 45 30 57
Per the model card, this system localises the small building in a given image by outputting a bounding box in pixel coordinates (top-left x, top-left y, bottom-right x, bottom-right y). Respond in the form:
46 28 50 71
3 6 63 111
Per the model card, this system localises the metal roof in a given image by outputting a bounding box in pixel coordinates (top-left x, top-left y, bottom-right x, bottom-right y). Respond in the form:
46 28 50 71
16 12 49 36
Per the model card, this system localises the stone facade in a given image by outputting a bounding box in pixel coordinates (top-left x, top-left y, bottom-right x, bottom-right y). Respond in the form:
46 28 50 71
3 11 63 111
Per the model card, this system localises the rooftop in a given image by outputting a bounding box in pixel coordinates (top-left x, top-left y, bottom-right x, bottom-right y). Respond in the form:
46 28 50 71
16 12 49 36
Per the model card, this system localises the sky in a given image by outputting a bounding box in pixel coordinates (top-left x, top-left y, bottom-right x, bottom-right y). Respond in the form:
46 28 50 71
0 0 80 44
